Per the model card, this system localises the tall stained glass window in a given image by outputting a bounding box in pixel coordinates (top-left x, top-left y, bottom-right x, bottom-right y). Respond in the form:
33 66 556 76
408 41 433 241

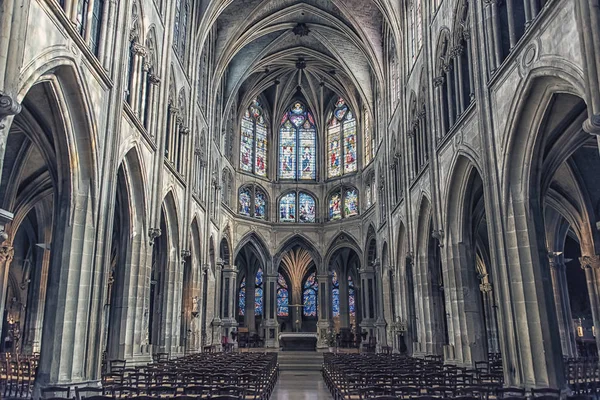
238 277 246 316
332 271 340 318
239 185 268 220
327 98 358 178
303 272 318 317
277 273 289 317
279 102 316 180
279 191 317 223
328 187 359 221
240 99 268 177
255 268 264 316
364 107 374 165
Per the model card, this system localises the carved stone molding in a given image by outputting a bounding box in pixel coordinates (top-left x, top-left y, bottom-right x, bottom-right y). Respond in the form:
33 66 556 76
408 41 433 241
148 228 161 245
292 23 310 37
479 282 493 293
181 250 191 258
0 245 14 263
0 94 22 131
580 255 600 270
433 76 445 87
583 114 600 135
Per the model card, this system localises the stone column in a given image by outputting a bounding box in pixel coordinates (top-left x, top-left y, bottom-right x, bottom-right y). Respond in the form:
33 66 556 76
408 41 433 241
479 281 500 355
220 264 238 342
211 259 224 348
374 260 387 349
0 243 14 339
575 0 600 153
245 272 256 334
483 0 502 71
580 255 600 358
549 255 577 358
317 273 332 348
359 263 377 346
262 274 278 348
0 95 21 181
339 275 350 329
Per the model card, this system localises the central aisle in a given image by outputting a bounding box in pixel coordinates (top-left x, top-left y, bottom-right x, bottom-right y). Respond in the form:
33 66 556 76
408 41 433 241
271 371 332 399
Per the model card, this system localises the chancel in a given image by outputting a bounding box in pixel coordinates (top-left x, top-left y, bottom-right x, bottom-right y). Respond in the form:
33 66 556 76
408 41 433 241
0 0 599 399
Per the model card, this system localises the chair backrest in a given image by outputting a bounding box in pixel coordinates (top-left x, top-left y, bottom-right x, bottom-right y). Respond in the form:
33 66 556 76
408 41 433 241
531 388 561 397
41 386 71 399
75 386 105 400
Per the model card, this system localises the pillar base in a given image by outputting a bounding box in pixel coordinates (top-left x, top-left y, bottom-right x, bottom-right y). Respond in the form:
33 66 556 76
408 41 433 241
261 319 278 348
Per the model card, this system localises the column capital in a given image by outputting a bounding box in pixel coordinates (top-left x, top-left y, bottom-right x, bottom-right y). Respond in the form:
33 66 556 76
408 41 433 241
583 114 600 136
479 282 492 293
216 257 225 268
148 227 161 245
0 94 21 127
181 249 191 258
580 255 600 270
0 245 14 263
148 73 161 86
433 76 445 87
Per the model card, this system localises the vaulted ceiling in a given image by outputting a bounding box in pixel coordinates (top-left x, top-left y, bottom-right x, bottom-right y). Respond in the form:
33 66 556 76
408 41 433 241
196 0 401 124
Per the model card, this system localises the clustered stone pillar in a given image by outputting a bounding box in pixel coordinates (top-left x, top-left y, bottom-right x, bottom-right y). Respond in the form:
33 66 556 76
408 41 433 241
262 273 278 348
317 272 332 348
360 263 377 345
575 0 600 154
549 255 577 358
479 280 500 355
374 260 387 349
579 255 600 358
0 243 14 340
212 258 224 348
220 264 238 342
244 271 256 334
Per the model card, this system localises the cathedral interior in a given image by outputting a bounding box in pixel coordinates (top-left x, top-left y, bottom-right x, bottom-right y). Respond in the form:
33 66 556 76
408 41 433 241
0 0 600 397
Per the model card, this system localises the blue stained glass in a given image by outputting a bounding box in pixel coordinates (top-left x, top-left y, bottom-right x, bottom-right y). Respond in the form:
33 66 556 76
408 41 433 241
332 271 340 318
280 193 296 222
348 276 356 317
239 188 251 216
279 103 317 181
255 189 266 219
255 268 263 316
277 273 289 317
255 287 263 316
303 272 318 317
239 278 246 316
241 99 268 177
298 192 316 223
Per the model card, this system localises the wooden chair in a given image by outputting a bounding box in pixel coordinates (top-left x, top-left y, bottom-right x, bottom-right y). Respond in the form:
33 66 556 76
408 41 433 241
75 386 106 400
41 386 71 399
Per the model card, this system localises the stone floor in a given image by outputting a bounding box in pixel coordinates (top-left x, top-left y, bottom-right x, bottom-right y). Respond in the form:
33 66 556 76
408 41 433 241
271 371 332 399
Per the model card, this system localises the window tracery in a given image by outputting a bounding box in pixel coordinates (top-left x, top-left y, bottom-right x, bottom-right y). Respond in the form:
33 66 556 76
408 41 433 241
327 98 357 178
238 184 268 220
279 102 317 181
279 192 317 223
240 99 268 177
277 273 289 317
328 187 359 221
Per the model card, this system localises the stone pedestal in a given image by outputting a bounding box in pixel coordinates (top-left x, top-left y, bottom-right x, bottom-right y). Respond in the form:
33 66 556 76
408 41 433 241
221 264 238 341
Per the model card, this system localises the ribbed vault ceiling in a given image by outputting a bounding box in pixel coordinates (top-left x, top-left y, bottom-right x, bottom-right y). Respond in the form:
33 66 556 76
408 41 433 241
196 0 401 121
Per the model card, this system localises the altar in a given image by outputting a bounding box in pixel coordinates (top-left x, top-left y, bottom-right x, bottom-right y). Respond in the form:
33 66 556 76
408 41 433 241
278 332 318 351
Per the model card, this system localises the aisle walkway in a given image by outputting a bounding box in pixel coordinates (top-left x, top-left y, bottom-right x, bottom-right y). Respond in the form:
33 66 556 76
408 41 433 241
271 371 332 399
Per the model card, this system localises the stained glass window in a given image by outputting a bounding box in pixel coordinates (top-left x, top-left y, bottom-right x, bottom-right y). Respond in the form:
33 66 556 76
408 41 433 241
240 99 268 177
255 268 263 316
328 98 358 178
239 277 246 316
364 108 374 165
255 189 266 219
348 276 356 318
298 192 316 223
277 273 289 317
279 193 296 222
303 272 318 317
280 192 317 223
332 271 340 318
239 185 268 220
279 102 316 180
328 187 359 220
329 190 342 221
239 188 251 216
344 189 359 217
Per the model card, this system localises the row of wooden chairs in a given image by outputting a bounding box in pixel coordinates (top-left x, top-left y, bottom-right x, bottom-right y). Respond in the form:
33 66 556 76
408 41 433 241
322 353 566 400
0 353 39 397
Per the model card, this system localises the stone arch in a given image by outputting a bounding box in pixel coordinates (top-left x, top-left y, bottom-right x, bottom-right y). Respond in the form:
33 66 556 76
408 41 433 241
234 232 271 273
500 72 591 387
325 232 363 269
365 224 377 267
219 236 232 266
